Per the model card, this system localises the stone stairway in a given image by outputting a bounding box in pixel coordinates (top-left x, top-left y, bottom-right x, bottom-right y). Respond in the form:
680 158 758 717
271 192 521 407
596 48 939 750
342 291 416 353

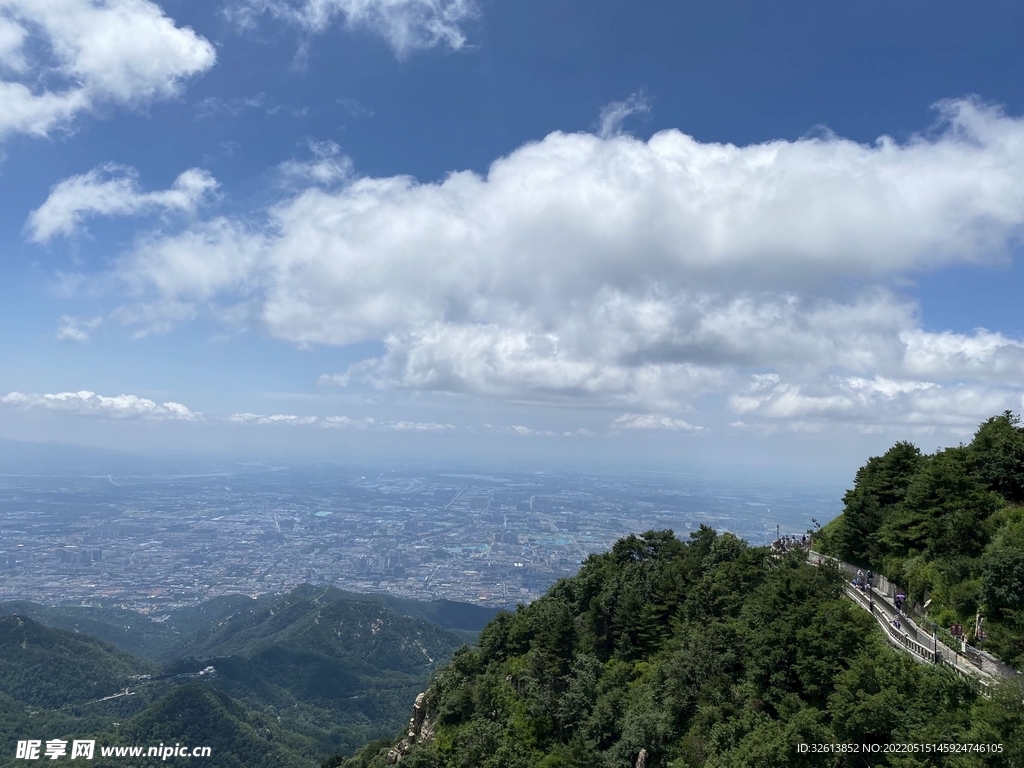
805 550 1019 691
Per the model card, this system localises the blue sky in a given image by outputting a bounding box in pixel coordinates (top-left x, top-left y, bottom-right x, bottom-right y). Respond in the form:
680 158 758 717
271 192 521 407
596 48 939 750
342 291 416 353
0 0 1022 479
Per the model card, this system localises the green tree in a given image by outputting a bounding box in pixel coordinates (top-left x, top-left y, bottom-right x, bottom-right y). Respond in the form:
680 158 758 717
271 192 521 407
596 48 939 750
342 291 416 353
834 441 924 564
880 447 1003 559
983 549 1024 615
969 411 1024 504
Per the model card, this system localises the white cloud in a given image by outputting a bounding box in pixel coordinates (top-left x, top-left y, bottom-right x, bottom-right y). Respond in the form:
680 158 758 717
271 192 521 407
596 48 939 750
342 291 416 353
194 93 267 120
612 413 703 432
126 221 259 298
509 424 557 437
386 420 455 431
901 329 1024 384
225 414 452 430
55 314 102 342
0 392 416 433
81 98 1024 431
728 374 1021 429
28 165 218 242
0 390 201 421
194 93 308 120
483 424 592 437
330 323 725 410
336 97 373 118
278 140 353 187
0 14 28 71
322 414 375 429
226 412 319 425
0 0 215 141
229 0 477 57
597 91 651 139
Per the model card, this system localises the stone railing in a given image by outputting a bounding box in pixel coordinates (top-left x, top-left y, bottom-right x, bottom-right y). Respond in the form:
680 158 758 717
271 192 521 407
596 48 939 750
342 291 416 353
807 550 1020 689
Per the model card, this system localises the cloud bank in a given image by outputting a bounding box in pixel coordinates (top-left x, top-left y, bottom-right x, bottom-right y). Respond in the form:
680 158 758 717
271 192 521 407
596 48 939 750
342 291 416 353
44 98 1024 433
0 390 201 421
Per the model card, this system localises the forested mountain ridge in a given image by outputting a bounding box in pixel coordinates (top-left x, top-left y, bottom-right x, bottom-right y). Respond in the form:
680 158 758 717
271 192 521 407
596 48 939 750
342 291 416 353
0 589 487 766
0 616 153 709
0 586 496 663
815 412 1024 667
331 528 1023 767
172 584 471 667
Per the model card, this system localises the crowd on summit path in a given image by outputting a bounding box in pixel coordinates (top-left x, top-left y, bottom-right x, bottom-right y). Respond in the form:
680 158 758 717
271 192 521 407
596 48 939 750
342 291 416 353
801 548 1018 689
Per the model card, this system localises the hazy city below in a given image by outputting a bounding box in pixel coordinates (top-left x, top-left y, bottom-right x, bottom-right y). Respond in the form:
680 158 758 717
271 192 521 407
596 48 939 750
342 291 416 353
0 444 842 612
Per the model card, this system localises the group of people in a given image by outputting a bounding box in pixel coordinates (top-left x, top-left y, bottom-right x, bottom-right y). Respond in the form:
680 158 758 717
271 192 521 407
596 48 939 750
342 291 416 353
852 568 874 593
851 568 908 632
772 534 809 553
843 565 917 638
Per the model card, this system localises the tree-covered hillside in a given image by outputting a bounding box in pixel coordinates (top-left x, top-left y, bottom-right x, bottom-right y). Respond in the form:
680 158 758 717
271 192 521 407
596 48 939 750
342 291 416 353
0 585 496 663
175 584 471 667
0 589 483 766
0 616 154 709
332 528 1024 768
816 412 1024 666
109 685 310 768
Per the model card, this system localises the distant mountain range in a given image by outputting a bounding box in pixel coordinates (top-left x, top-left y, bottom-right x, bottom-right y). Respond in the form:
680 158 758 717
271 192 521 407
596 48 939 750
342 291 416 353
0 587 498 766
0 586 496 661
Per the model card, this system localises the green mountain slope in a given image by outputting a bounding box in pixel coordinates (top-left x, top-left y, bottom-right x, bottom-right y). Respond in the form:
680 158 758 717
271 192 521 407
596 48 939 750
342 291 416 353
816 411 1024 666
334 529 1024 768
108 684 309 768
0 589 480 765
177 585 465 668
163 586 473 758
0 601 178 660
0 587 496 662
0 616 154 709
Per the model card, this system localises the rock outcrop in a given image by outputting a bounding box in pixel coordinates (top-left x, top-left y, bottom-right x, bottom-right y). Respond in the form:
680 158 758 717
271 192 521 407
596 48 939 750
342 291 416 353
386 691 436 764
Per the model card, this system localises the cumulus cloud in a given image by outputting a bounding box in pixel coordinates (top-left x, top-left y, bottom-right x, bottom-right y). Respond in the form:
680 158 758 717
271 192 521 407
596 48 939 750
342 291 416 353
508 424 557 437
0 391 398 431
483 424 592 437
163 411 452 431
0 390 201 421
108 221 261 337
229 0 477 57
729 374 1024 429
0 0 215 142
612 413 703 432
226 412 318 425
386 420 455 431
329 323 725 410
210 411 384 427
28 165 218 242
901 329 1024 384
79 98 1024 431
322 414 375 429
